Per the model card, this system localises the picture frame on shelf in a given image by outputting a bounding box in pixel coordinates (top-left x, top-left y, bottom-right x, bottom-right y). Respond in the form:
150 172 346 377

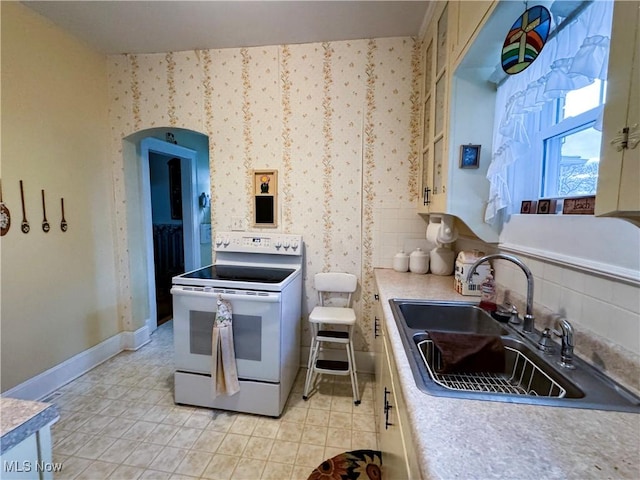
459 144 481 169
562 196 596 215
520 200 537 214
536 198 557 214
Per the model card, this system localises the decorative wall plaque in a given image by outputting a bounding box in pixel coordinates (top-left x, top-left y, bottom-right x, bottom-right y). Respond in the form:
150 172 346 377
502 5 551 75
562 196 596 215
253 170 277 228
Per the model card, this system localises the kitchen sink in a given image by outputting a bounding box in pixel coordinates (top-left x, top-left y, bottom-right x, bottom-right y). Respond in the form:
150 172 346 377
390 299 640 412
397 301 508 335
413 332 584 399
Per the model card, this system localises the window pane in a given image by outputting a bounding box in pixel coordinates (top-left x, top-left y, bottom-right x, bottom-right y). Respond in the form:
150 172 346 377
562 80 604 120
543 125 601 197
423 97 431 145
422 149 430 191
425 41 433 92
433 138 444 195
434 76 446 134
436 5 448 73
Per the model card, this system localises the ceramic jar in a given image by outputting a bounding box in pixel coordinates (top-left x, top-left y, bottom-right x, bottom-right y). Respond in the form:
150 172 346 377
393 251 410 272
430 246 455 275
409 248 429 274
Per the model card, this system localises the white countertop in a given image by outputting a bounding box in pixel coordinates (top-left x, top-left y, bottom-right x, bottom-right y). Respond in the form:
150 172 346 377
374 269 640 480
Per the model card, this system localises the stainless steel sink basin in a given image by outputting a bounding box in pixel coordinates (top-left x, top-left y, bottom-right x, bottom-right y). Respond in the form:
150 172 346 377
397 301 508 335
413 332 584 400
390 299 640 412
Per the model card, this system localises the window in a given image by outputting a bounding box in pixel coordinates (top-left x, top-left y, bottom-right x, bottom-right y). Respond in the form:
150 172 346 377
485 1 614 223
540 79 606 198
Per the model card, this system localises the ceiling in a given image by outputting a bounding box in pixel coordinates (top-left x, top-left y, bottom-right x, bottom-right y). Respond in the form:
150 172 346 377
23 1 432 55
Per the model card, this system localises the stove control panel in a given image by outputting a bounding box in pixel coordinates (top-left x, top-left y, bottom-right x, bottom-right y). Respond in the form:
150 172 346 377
214 231 303 255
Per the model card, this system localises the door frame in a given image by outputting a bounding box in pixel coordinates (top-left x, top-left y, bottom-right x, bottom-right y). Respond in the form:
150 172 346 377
141 137 200 332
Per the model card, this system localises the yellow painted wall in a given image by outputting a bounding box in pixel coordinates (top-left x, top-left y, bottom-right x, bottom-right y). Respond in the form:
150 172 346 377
1 2 119 391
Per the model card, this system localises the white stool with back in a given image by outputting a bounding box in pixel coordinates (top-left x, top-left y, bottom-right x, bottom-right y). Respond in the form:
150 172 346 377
303 272 360 405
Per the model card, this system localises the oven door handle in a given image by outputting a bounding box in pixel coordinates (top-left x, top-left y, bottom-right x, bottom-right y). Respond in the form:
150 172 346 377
170 287 281 303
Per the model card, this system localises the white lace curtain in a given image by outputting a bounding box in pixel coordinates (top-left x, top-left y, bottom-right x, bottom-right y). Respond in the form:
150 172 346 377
485 0 614 224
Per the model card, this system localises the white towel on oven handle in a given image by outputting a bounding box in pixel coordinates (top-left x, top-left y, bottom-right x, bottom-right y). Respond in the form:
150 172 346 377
212 296 240 398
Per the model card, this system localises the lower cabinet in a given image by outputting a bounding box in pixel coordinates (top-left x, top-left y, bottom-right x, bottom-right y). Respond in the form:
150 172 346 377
374 295 422 479
0 422 56 480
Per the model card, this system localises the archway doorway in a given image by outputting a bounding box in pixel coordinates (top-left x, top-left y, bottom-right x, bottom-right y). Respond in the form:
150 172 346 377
122 128 211 333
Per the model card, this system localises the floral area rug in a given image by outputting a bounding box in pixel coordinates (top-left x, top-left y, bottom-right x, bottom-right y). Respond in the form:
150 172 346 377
307 449 382 480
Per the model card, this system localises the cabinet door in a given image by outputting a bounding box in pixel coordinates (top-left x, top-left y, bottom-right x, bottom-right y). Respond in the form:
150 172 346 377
0 422 55 480
419 36 434 211
378 339 411 480
451 1 494 64
430 3 450 213
373 293 384 435
419 2 450 214
596 0 640 222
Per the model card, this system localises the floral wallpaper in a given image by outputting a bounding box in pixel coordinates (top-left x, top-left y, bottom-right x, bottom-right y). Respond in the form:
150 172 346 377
107 37 421 352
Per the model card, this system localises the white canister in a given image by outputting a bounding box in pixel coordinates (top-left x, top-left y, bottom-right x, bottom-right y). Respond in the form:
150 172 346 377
409 248 429 274
393 251 410 272
430 246 455 275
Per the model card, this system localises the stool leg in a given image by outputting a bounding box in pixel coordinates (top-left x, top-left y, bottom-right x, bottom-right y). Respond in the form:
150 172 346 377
303 325 319 400
302 340 316 400
347 327 360 405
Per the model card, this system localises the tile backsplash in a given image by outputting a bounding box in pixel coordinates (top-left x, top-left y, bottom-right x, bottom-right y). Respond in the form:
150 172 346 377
373 208 428 269
455 235 640 393
493 257 640 356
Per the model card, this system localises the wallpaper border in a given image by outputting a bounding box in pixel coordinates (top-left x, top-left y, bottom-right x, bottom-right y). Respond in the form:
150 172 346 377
166 52 178 127
280 45 293 233
408 37 421 198
361 39 377 340
322 42 335 272
241 48 254 225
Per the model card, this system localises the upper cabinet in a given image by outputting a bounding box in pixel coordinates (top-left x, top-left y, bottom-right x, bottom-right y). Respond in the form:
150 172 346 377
450 1 495 65
595 0 640 226
418 0 640 241
417 1 500 243
419 2 450 215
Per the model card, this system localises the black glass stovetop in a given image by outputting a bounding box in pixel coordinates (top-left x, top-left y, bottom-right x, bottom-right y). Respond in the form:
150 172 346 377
180 264 295 283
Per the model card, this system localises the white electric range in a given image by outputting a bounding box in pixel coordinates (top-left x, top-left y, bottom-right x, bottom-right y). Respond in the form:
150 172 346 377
171 231 303 417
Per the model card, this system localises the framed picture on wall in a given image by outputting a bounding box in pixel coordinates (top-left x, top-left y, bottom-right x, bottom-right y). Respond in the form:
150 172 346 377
253 170 278 228
459 144 481 169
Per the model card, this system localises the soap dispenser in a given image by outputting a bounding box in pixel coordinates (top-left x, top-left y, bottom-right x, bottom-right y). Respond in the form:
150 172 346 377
478 273 497 312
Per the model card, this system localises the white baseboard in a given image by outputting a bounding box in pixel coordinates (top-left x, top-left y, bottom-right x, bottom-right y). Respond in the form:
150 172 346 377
121 324 151 351
3 325 151 401
299 346 376 375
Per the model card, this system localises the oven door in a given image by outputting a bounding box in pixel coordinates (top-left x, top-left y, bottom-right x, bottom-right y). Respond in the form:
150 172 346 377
171 287 281 382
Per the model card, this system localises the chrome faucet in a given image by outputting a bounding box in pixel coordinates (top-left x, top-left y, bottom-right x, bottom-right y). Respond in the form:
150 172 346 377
553 315 576 369
466 253 535 333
